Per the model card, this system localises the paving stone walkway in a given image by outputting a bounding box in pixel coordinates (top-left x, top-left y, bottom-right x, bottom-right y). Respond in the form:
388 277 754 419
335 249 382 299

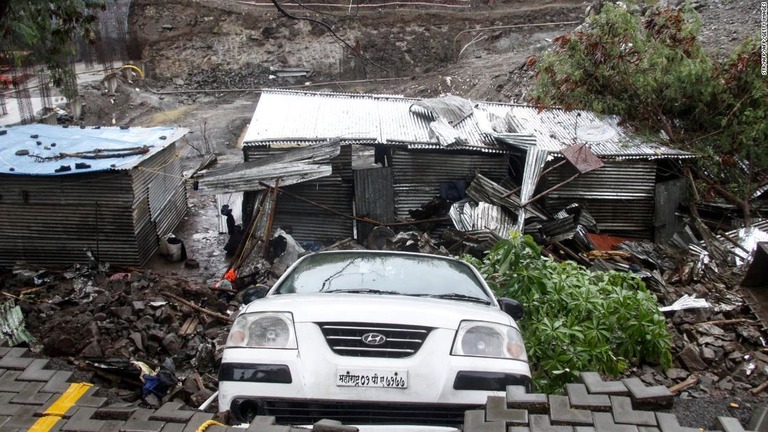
0 347 765 432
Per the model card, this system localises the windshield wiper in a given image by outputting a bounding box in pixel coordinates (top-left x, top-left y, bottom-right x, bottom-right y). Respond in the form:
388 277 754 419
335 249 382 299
415 293 492 305
325 289 402 295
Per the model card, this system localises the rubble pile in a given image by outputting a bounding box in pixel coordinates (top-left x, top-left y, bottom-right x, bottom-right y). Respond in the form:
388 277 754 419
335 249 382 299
168 63 308 91
1 263 234 409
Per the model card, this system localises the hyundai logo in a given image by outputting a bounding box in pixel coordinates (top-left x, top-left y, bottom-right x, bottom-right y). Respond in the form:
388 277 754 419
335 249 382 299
361 332 387 346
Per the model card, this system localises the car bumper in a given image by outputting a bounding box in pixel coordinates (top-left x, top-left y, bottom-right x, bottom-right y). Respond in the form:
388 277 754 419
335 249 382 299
218 324 531 424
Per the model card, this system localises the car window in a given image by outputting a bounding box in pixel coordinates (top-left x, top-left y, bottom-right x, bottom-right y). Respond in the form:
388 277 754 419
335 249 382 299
274 252 490 301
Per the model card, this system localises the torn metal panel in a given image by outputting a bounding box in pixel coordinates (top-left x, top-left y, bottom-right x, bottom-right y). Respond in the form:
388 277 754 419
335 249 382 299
199 141 341 195
0 300 37 348
515 146 550 232
410 95 474 125
450 200 516 238
198 163 332 195
426 117 468 147
467 174 549 222
474 106 538 149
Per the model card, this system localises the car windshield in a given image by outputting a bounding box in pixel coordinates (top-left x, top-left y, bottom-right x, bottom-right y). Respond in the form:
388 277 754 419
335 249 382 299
273 252 492 303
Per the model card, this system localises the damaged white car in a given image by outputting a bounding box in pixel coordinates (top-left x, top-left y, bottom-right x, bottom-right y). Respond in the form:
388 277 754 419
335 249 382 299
218 250 530 428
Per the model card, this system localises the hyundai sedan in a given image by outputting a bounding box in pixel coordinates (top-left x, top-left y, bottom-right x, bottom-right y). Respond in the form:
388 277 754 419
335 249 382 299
218 250 530 427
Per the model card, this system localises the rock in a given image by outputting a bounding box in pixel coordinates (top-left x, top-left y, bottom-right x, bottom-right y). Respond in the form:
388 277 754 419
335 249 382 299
717 376 735 391
80 340 103 357
666 368 690 381
679 345 708 371
696 322 726 336
190 389 215 408
162 333 182 355
129 332 144 351
185 259 200 269
132 301 146 312
113 306 133 320
136 316 155 330
701 346 717 362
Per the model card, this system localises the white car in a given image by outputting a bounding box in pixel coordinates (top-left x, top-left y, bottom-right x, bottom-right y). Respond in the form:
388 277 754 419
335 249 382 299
218 250 531 428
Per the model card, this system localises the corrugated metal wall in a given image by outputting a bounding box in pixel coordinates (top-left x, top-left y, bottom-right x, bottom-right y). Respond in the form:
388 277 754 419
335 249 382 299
244 145 354 244
0 144 187 267
354 167 394 241
544 160 657 238
391 150 510 221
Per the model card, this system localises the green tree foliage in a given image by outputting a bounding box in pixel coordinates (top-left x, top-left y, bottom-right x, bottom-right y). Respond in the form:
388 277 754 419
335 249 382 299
530 4 768 199
0 0 105 96
464 233 672 393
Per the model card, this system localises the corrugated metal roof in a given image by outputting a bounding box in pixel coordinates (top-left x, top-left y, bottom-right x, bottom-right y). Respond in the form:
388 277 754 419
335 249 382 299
0 124 188 176
242 89 694 159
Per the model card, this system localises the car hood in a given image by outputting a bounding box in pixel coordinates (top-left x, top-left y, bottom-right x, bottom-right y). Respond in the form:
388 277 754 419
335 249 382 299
240 293 515 330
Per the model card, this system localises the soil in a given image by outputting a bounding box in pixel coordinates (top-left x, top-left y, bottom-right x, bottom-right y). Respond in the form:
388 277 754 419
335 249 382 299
5 0 768 426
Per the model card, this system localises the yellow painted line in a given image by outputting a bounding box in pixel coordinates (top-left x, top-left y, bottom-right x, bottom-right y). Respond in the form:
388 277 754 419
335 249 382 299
27 383 94 432
28 416 60 432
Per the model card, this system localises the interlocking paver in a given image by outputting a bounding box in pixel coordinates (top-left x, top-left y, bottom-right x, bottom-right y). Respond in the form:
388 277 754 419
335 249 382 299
621 378 673 409
718 416 756 432
94 403 140 421
36 397 78 418
244 416 294 432
580 373 629 396
484 395 528 425
655 412 700 432
0 347 11 357
0 350 33 370
181 413 214 432
529 414 574 431
11 381 53 405
0 405 40 430
549 395 593 426
18 358 56 381
161 423 185 432
0 392 23 416
0 371 26 393
636 428 660 432
121 409 166 432
69 385 106 409
41 371 74 394
593 412 638 432
574 428 596 432
748 406 768 431
610 396 656 427
507 385 550 414
566 384 611 412
60 407 123 432
462 409 506 432
148 402 194 423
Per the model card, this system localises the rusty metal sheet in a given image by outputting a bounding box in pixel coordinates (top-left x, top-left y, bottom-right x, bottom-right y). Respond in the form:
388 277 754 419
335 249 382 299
561 143 604 174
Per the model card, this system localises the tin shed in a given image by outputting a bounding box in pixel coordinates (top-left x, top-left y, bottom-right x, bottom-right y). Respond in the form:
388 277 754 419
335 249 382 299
0 124 189 267
238 89 694 244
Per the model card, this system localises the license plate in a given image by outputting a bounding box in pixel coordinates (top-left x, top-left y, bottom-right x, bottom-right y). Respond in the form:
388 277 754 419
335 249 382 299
336 368 408 388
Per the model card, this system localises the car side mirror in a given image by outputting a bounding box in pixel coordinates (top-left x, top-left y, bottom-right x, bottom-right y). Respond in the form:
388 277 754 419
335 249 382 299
498 298 524 321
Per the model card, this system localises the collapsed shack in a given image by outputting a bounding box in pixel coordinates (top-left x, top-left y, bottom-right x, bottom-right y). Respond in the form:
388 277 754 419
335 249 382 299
0 124 189 267
194 89 694 251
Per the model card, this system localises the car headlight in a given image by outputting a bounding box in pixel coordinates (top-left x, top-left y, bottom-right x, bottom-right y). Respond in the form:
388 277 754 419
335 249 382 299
451 320 527 361
226 312 297 349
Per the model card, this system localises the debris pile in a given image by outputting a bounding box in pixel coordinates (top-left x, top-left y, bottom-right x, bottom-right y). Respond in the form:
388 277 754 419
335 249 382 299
1 262 235 409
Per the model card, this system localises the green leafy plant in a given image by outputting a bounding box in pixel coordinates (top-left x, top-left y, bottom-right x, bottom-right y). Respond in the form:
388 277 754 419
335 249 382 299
464 233 672 393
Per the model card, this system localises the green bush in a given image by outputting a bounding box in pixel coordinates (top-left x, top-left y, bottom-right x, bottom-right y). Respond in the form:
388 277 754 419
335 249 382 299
464 233 672 393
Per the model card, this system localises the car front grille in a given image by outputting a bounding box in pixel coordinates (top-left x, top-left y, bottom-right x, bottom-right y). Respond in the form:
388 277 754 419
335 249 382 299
259 399 476 426
318 322 433 358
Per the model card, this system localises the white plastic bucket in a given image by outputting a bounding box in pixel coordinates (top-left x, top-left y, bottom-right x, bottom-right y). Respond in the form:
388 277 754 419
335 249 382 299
166 237 184 262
